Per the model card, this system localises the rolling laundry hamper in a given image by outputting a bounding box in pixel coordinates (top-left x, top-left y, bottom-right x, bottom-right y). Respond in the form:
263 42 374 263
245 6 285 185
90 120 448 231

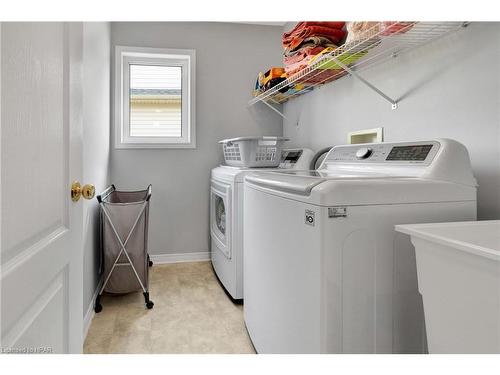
94 185 154 313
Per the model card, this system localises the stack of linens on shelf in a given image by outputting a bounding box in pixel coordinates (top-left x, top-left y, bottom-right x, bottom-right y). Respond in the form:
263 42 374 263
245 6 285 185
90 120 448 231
345 21 415 45
282 21 415 87
253 21 416 99
344 22 380 45
283 22 346 76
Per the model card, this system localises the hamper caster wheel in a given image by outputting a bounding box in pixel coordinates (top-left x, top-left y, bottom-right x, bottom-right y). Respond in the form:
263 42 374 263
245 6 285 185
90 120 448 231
143 292 154 309
95 303 103 313
94 295 103 313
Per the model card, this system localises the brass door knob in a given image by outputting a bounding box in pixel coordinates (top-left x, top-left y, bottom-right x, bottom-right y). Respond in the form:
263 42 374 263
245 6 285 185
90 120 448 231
82 184 96 200
71 181 96 202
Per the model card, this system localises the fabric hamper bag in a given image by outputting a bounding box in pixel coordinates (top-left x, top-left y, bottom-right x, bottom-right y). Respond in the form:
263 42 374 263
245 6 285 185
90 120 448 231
94 185 154 312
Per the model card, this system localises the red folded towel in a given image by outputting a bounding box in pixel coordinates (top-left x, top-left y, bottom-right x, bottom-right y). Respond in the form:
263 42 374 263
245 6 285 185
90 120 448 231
283 22 345 42
283 22 346 50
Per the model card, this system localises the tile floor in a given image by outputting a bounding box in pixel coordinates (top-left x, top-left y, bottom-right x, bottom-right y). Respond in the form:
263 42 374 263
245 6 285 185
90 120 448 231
84 261 255 354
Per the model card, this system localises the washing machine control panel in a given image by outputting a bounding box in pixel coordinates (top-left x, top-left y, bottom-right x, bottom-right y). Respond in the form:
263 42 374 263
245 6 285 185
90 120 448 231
325 141 440 165
279 148 314 169
280 149 303 166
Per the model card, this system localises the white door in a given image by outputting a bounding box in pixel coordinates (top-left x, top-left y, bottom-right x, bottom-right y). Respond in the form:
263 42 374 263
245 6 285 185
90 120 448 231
1 23 84 353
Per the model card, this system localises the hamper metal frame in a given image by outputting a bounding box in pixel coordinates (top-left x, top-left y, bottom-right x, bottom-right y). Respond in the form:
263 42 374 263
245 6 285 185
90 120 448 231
94 184 154 312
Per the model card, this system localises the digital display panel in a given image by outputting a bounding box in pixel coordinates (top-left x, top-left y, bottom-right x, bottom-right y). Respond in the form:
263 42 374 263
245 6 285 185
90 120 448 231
386 145 433 161
281 150 302 163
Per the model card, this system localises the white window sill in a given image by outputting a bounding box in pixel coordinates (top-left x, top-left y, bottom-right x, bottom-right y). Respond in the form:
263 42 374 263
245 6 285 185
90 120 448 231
114 142 197 150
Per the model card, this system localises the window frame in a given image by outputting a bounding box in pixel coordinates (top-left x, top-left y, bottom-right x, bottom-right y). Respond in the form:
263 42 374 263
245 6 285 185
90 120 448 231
115 46 196 149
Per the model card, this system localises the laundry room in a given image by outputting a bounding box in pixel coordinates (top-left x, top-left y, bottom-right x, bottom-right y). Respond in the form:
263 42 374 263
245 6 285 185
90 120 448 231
1 1 500 373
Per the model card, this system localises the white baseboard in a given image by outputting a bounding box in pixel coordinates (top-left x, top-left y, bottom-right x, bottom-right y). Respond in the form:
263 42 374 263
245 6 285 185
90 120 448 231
83 278 103 341
149 251 210 264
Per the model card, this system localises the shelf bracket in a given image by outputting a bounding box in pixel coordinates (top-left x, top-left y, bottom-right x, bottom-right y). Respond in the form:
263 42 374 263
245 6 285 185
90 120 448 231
331 56 399 110
257 98 287 119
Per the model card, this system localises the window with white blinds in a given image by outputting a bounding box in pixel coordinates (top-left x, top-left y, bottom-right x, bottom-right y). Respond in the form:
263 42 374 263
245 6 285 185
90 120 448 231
129 65 182 138
115 46 196 149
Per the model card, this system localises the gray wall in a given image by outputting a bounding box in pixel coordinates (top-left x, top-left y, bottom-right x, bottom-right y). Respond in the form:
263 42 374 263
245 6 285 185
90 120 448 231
283 22 500 220
110 22 283 255
83 22 110 316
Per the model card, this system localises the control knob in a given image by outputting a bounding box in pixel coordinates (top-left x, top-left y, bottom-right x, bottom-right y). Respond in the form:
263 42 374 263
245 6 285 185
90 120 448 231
355 147 373 159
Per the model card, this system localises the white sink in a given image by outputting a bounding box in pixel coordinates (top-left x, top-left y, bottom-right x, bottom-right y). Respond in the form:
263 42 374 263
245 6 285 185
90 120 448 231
397 220 500 259
396 220 500 353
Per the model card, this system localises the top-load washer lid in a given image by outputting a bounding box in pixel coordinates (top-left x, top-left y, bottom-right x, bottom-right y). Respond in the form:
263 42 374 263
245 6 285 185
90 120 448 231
244 139 478 206
246 169 404 195
245 173 325 195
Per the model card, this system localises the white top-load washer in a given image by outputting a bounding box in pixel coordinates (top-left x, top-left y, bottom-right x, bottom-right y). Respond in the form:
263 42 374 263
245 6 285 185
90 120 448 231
243 139 477 353
210 148 314 300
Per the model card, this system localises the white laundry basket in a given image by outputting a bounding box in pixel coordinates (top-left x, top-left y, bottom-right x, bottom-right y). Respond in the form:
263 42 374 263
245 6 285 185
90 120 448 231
219 136 289 167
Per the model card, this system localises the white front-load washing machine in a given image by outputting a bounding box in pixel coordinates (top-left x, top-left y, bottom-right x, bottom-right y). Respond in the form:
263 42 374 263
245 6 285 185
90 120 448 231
210 148 314 300
243 139 477 353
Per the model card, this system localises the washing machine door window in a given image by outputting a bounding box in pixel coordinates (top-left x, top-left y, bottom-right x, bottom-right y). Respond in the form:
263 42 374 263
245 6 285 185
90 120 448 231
210 179 232 259
215 196 226 235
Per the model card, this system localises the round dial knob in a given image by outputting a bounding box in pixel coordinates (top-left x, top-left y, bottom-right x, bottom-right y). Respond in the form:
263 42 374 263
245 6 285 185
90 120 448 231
355 147 373 160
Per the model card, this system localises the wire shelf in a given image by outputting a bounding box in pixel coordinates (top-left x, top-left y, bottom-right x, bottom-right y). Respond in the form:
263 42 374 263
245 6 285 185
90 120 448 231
249 22 468 111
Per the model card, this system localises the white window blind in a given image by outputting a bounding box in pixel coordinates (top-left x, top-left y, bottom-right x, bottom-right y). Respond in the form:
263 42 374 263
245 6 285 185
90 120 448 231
129 65 182 137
